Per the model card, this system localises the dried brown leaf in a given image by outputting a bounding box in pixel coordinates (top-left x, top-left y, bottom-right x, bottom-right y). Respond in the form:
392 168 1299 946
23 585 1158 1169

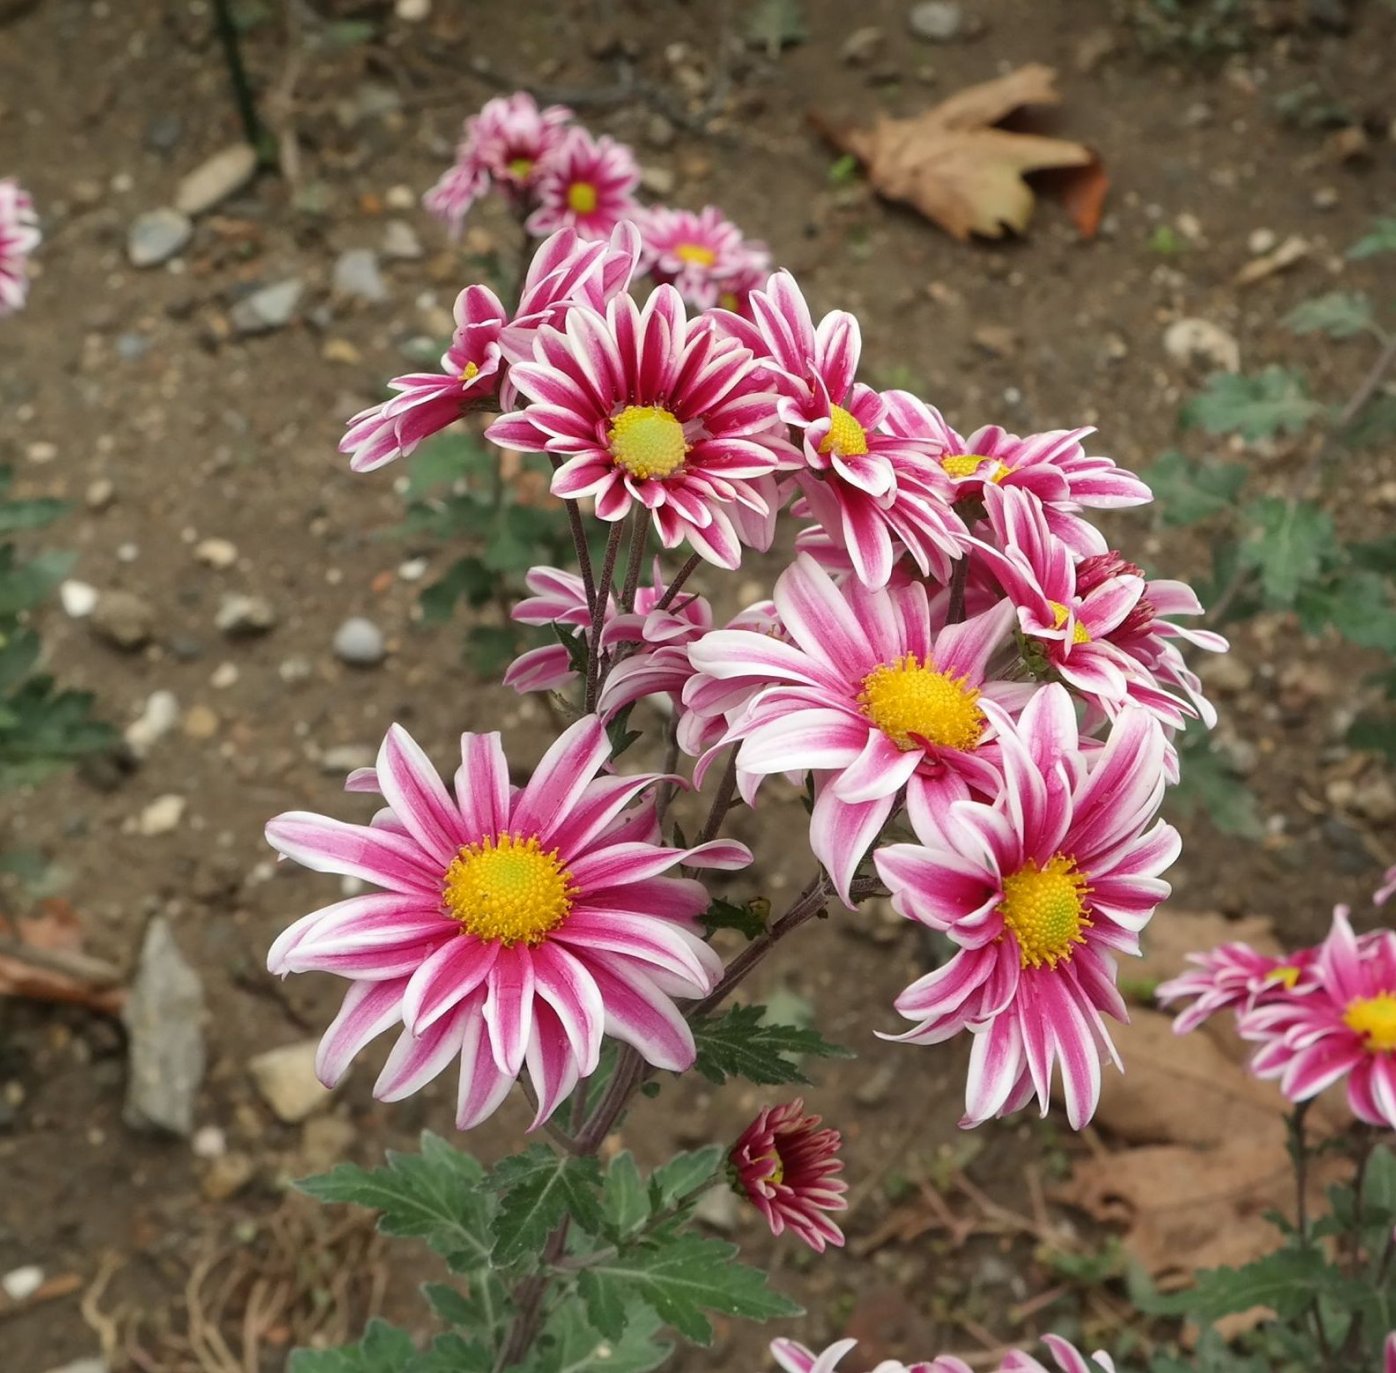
0 900 125 1014
821 63 1097 240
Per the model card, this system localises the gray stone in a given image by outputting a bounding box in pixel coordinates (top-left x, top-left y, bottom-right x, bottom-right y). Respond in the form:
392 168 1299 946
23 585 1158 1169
382 220 422 261
90 590 154 650
908 1 966 41
215 592 277 636
693 1185 740 1232
333 247 388 302
127 208 192 267
115 333 151 361
145 112 183 154
249 1040 334 1123
230 280 303 335
174 143 258 216
123 918 206 1136
333 616 386 666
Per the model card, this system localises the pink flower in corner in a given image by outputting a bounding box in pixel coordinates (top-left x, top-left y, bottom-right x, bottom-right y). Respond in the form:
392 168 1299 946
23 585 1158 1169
875 684 1180 1129
0 179 40 316
1157 941 1318 1034
639 204 770 310
715 270 967 588
731 1099 847 1253
687 553 1029 903
526 128 641 241
1241 907 1396 1130
265 716 749 1129
488 285 789 568
1376 864 1396 908
769 1336 1114 1373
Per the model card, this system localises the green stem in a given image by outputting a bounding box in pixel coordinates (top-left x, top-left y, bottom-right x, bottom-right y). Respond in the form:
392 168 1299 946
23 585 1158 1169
210 0 266 155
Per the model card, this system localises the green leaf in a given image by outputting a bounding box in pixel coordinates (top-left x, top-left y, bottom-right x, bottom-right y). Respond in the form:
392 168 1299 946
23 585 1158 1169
577 1235 801 1345
490 1146 605 1266
1238 498 1336 607
1155 1245 1329 1322
288 1319 416 1373
464 623 520 677
1284 290 1374 339
1137 450 1248 527
530 1298 672 1373
691 1004 852 1087
1348 713 1396 760
0 547 75 616
297 1133 492 1267
746 0 807 56
409 1333 494 1373
1343 394 1396 452
419 556 495 623
602 1152 651 1240
1182 367 1324 441
1299 569 1396 652
1168 725 1263 838
422 1274 509 1339
1349 216 1396 259
0 497 67 534
700 896 768 941
650 1147 724 1210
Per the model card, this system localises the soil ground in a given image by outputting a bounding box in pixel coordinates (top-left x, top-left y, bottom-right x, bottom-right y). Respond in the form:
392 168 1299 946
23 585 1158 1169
1 0 1394 1370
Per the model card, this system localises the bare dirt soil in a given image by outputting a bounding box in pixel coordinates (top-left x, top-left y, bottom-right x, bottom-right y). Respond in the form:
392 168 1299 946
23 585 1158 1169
1 0 1394 1370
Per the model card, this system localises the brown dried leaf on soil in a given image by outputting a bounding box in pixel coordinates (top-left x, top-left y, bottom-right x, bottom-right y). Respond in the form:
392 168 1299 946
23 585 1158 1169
815 64 1100 240
0 899 125 1014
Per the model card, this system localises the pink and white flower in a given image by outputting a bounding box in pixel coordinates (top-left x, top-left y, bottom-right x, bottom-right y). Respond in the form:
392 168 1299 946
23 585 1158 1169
488 285 789 568
730 1099 848 1252
875 684 1180 1128
1241 907 1396 1130
265 716 749 1129
526 128 641 241
920 411 1151 556
0 179 40 316
1377 864 1396 908
639 205 771 311
770 1336 1114 1373
688 554 1029 903
1157 941 1317 1034
716 271 967 588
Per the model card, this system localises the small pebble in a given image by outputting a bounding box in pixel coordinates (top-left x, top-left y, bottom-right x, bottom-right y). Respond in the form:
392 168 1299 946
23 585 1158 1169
230 280 303 335
90 590 154 650
333 617 386 667
125 690 180 757
382 220 422 261
195 538 238 570
333 248 388 303
60 580 99 619
210 662 239 689
127 208 192 268
1 1265 44 1302
278 655 313 684
191 1124 227 1159
85 478 115 510
908 0 971 42
182 704 219 740
137 794 186 837
215 593 277 636
175 143 257 217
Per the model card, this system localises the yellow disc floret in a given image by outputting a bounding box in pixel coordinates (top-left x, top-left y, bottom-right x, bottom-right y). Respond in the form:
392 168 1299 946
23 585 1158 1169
508 157 535 179
999 855 1092 969
1049 599 1091 645
567 181 599 214
818 404 869 458
858 654 986 752
675 242 718 267
459 360 480 384
1265 964 1302 990
941 453 1010 482
442 834 576 946
608 405 689 480
1344 993 1396 1053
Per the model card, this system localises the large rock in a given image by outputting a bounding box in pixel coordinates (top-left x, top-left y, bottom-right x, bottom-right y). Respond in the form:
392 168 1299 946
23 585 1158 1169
122 919 206 1136
174 144 258 216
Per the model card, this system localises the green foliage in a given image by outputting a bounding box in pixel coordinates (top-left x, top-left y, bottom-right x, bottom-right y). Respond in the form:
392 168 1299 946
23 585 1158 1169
489 1146 605 1265
1349 216 1396 259
746 0 808 56
528 1301 671 1373
691 1003 852 1086
1181 367 1324 442
1167 723 1263 838
1138 451 1247 526
700 895 769 941
1284 290 1375 340
578 1234 801 1345
1236 498 1334 608
287 1319 417 1373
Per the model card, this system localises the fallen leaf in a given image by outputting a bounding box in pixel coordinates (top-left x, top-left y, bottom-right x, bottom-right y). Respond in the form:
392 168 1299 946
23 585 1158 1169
1053 154 1110 239
815 64 1098 240
0 899 125 1014
1235 235 1309 287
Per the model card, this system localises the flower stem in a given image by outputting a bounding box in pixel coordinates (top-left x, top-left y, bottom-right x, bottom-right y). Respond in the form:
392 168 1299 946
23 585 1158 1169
583 523 623 714
947 555 969 626
550 462 595 609
696 751 738 846
654 553 702 612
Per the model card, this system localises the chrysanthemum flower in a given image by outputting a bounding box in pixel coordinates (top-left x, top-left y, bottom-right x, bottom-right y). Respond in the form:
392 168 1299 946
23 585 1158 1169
731 1099 847 1252
1241 908 1396 1129
920 410 1150 556
265 716 749 1129
640 205 771 311
1157 941 1317 1034
0 179 40 317
687 554 1028 902
770 1336 1114 1373
487 285 789 568
977 486 1224 727
422 157 490 238
716 270 966 588
875 684 1180 1128
526 128 641 241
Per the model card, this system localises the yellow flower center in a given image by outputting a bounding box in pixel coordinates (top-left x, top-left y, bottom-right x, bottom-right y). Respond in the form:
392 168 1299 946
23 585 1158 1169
507 156 535 179
818 404 869 458
941 453 1011 482
1344 993 1396 1053
762 1150 785 1188
442 834 576 947
858 654 986 752
1265 965 1302 989
675 242 718 267
1049 600 1091 645
567 181 599 214
608 405 688 480
459 360 479 384
999 855 1092 970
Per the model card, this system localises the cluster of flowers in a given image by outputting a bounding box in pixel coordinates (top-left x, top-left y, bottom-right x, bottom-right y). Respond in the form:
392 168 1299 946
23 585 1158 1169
1160 871 1396 1131
0 178 39 316
774 1334 1119 1373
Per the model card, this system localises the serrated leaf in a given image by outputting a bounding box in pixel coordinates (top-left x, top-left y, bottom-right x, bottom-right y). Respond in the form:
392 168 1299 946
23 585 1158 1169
1349 216 1396 259
288 1319 416 1373
409 1332 494 1373
1284 290 1374 339
0 497 67 534
1182 367 1324 441
0 547 75 616
577 1235 801 1345
650 1147 724 1210
1343 394 1396 452
746 0 807 56
1157 1245 1328 1322
691 1004 852 1087
602 1152 650 1239
423 1274 508 1338
1238 497 1336 606
700 896 768 941
1137 451 1248 527
1299 569 1396 652
297 1133 492 1266
530 1298 672 1373
490 1146 605 1266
